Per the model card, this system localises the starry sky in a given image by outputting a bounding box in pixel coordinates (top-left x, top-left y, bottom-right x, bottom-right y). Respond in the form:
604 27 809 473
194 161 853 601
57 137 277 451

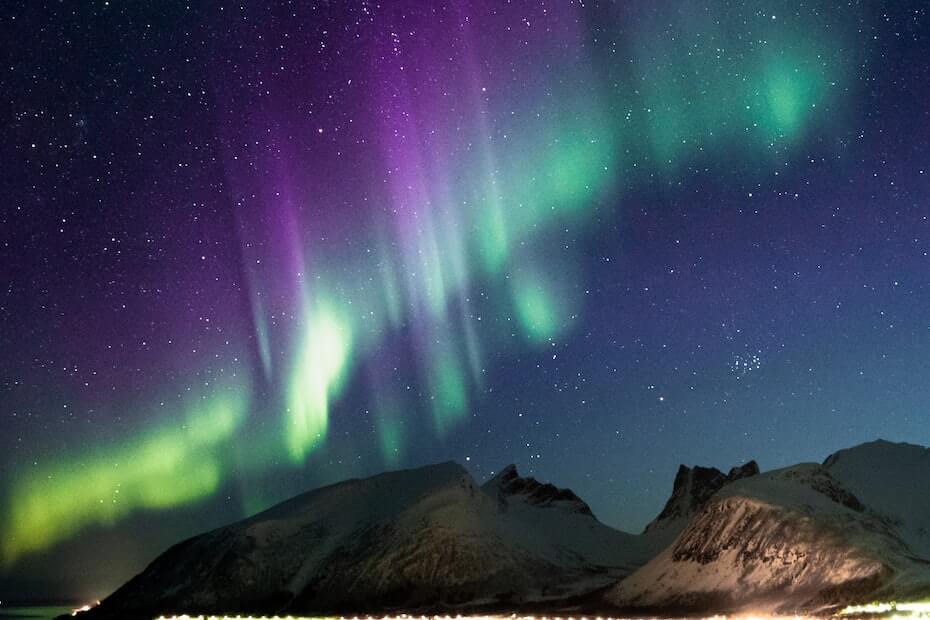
2 0 929 603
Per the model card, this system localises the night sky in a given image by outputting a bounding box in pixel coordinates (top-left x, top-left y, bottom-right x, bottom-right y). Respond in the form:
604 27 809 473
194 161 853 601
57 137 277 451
2 0 929 603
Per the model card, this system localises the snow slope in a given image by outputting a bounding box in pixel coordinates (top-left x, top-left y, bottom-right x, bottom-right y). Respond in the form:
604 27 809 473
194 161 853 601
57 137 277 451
606 441 930 614
823 440 930 559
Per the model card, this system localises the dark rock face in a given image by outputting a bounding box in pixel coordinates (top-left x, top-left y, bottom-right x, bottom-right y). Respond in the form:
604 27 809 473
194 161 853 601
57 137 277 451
669 497 812 564
728 461 761 480
644 460 759 532
485 464 594 516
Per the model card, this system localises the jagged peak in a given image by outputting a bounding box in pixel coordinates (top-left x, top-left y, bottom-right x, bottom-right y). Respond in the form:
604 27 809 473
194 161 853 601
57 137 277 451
644 459 760 533
483 464 594 517
491 463 519 481
728 460 760 479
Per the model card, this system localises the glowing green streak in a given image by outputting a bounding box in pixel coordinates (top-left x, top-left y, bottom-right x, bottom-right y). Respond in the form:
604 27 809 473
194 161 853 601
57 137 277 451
462 308 484 386
379 250 403 328
421 221 448 319
646 105 687 168
250 292 273 381
472 89 510 275
477 191 510 274
430 349 467 435
482 95 617 261
286 303 353 463
1 390 247 566
375 410 405 468
545 135 613 210
761 58 820 139
615 2 848 170
436 201 470 300
512 277 563 342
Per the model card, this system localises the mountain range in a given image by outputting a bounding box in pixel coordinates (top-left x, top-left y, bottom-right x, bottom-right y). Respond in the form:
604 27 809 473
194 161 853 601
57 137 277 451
72 439 930 618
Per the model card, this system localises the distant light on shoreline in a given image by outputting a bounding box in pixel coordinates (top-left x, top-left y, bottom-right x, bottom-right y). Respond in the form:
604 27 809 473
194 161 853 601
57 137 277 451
838 601 930 617
152 615 631 620
144 609 930 620
151 614 818 620
71 600 100 616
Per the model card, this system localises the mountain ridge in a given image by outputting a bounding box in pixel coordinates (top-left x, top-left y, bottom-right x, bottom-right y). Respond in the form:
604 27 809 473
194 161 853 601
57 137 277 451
70 439 930 619
74 460 659 618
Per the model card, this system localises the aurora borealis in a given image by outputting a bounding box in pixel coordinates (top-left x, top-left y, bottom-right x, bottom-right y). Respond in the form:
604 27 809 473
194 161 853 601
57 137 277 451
2 0 929 602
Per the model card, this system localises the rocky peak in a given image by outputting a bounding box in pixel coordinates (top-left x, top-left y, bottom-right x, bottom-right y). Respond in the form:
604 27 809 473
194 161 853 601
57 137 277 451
483 464 594 516
644 459 759 533
486 463 520 487
728 460 760 480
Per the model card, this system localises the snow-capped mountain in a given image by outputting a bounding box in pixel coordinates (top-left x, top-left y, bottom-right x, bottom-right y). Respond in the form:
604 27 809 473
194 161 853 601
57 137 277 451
78 461 659 618
606 440 930 615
